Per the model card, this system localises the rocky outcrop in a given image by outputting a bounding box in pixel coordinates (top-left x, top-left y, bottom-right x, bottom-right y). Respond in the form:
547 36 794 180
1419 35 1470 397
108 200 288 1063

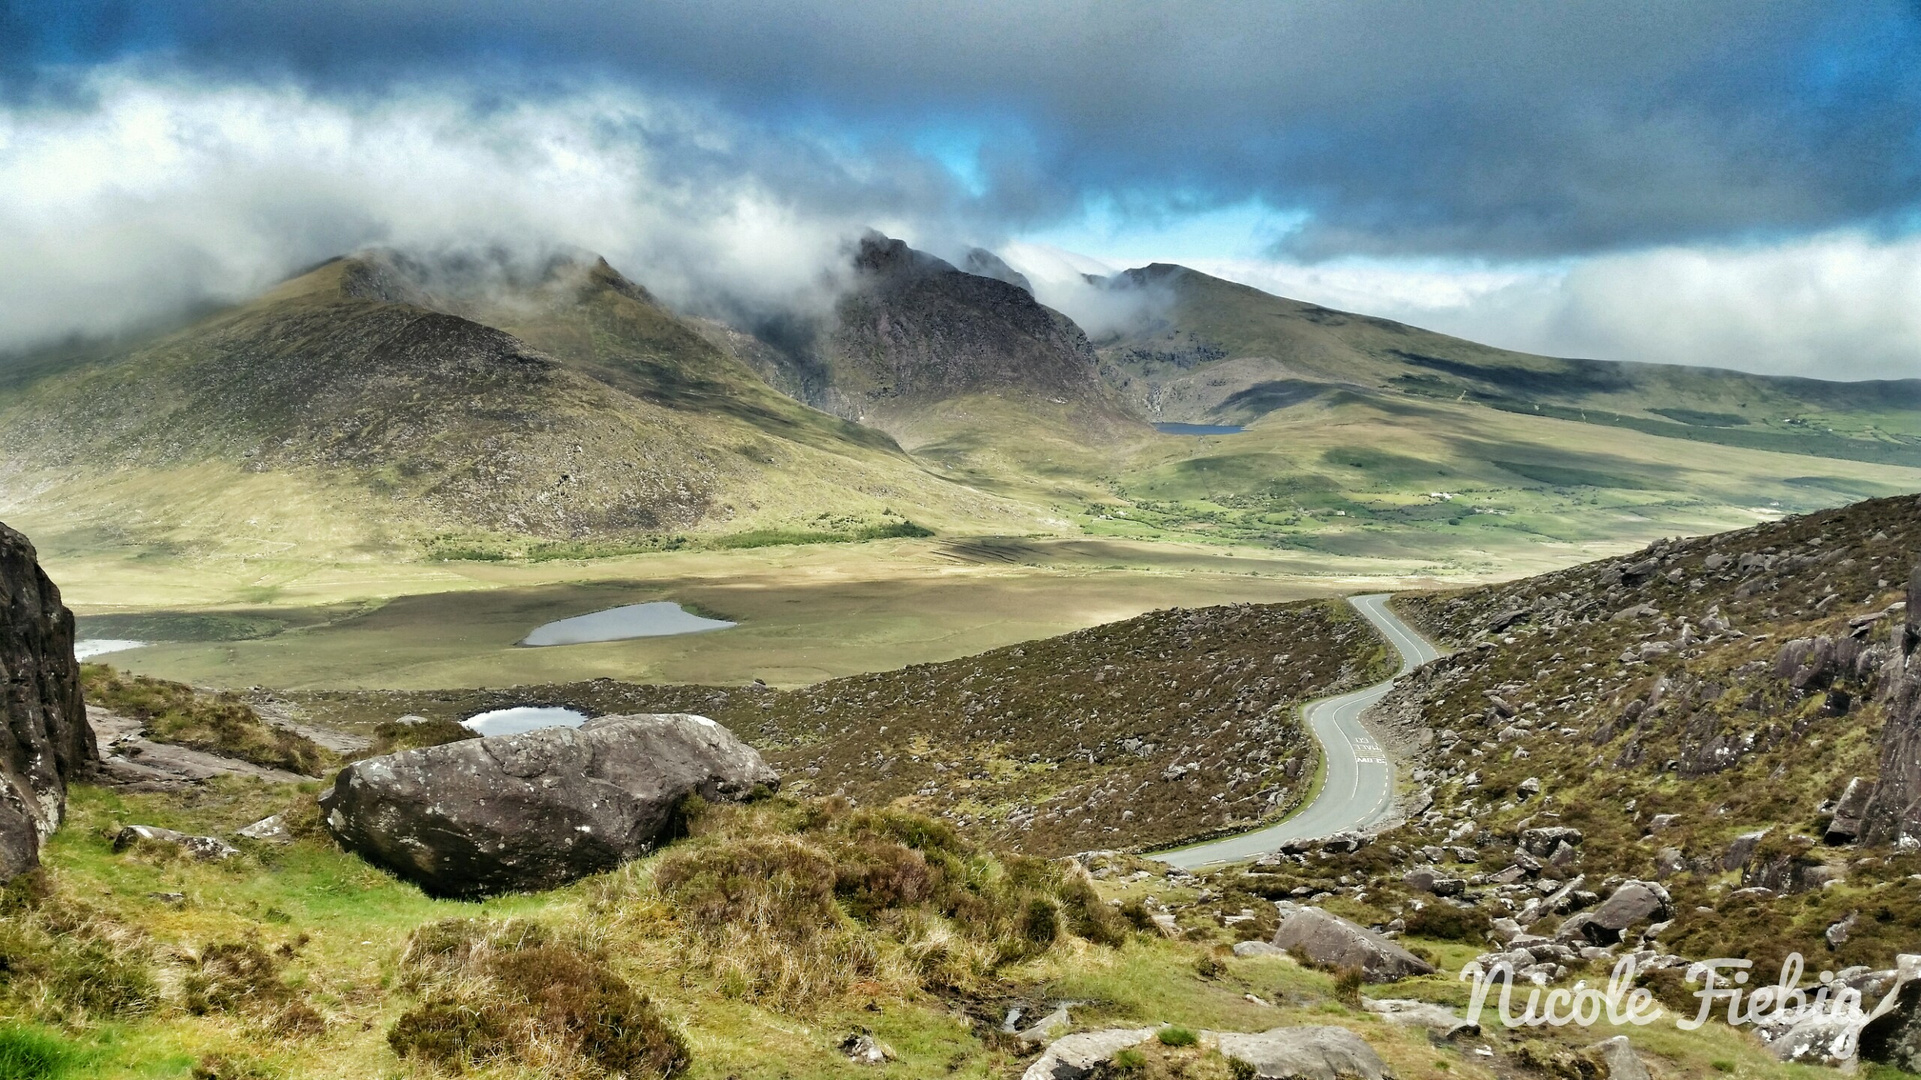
1271 907 1436 981
1019 1028 1159 1080
1363 997 1477 1038
112 824 239 861
1214 1026 1391 1080
1826 776 1876 843
321 713 779 898
1860 566 1921 846
0 522 94 879
1860 956 1921 1074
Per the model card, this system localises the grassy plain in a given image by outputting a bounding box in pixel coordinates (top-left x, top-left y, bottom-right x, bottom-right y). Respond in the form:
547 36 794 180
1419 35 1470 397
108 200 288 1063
33 386 1921 693
55 535 1445 690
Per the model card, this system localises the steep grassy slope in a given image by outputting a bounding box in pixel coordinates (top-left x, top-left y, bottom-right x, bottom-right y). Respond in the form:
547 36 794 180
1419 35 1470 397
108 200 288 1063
0 253 1039 563
1097 264 1921 467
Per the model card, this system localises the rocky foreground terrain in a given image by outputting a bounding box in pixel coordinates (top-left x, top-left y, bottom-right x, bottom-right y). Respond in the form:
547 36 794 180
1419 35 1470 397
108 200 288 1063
1155 492 1921 1070
8 497 1921 1079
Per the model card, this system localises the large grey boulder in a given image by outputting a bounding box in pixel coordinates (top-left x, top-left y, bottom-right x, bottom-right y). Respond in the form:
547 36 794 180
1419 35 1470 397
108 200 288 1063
320 713 778 898
1271 907 1435 982
0 522 95 880
1215 1026 1392 1080
1860 957 1921 1074
1565 880 1671 946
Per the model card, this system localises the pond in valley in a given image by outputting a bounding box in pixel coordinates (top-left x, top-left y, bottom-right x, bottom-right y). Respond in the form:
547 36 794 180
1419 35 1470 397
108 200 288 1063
75 640 149 660
520 601 735 646
461 706 590 736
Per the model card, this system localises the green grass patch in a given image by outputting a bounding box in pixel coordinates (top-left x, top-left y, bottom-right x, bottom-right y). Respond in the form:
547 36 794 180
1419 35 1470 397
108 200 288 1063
706 519 934 549
0 1024 76 1079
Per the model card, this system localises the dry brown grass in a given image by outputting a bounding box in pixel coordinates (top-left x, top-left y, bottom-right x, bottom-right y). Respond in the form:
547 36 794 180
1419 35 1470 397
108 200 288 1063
388 918 689 1078
636 796 1126 1008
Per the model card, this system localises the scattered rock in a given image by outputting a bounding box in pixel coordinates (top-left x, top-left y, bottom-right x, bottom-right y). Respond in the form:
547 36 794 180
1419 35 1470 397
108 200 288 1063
1233 941 1286 958
235 814 293 844
320 713 779 898
1722 829 1768 871
1363 997 1479 1038
1761 1010 1870 1067
1567 881 1671 945
1271 907 1436 981
1016 1005 1074 1046
1019 1027 1157 1080
113 825 239 861
1519 826 1582 858
840 1032 896 1065
1214 1026 1391 1080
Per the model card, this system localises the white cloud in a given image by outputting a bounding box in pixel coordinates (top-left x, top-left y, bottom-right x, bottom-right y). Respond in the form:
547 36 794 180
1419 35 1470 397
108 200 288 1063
2 71 1916 385
1183 232 1921 381
0 71 934 353
999 241 1174 339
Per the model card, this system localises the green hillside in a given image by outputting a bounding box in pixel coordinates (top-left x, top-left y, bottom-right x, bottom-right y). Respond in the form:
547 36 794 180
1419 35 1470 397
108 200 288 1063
1096 263 1921 467
0 252 1041 565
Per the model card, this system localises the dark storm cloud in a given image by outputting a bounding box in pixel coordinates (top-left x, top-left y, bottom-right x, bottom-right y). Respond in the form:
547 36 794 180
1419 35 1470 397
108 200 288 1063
12 0 1920 258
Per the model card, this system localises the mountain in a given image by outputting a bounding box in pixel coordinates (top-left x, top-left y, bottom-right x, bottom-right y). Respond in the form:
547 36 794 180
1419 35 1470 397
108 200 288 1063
0 250 1036 561
719 236 1149 492
1093 263 1921 468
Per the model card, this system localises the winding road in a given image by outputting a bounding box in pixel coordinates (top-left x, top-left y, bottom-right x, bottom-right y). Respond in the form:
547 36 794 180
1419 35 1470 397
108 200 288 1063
1154 593 1441 869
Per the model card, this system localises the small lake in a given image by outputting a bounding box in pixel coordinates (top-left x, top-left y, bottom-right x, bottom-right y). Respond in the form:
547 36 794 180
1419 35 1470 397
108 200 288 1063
75 639 149 660
1154 422 1244 436
520 602 736 647
462 706 590 736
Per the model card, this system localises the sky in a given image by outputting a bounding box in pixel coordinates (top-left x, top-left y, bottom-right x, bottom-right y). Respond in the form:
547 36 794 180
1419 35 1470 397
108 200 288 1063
2 1 1918 378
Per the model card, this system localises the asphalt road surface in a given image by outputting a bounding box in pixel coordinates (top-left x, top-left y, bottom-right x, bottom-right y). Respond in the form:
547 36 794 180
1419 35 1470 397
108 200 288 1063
1154 593 1441 869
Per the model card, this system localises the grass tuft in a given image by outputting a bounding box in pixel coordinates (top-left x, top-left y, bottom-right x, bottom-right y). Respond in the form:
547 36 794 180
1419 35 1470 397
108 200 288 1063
389 921 689 1078
0 1024 73 1080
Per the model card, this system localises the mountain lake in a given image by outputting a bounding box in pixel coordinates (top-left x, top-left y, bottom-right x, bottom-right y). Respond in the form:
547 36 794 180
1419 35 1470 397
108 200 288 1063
520 601 736 646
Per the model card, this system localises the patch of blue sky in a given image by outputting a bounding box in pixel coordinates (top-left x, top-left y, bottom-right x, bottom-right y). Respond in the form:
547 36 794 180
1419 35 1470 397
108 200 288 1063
1022 194 1310 266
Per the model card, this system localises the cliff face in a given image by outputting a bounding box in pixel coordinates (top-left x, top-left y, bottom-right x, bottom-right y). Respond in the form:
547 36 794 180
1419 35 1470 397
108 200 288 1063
815 236 1136 439
0 521 93 879
1860 565 1921 846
